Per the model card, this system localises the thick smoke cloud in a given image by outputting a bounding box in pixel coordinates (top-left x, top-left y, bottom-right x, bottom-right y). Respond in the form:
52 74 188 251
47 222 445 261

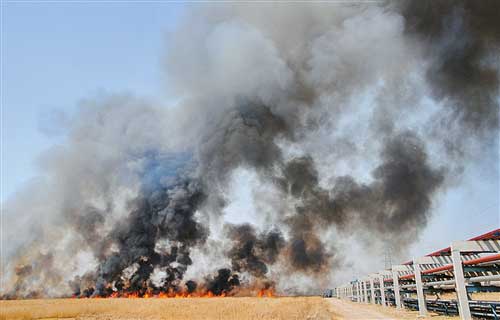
328 132 445 243
226 224 285 277
399 0 500 131
198 101 289 182
2 1 498 297
205 269 240 296
90 178 208 296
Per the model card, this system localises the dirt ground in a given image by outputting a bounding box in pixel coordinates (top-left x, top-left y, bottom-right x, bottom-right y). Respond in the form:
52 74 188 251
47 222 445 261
327 292 500 319
327 299 459 320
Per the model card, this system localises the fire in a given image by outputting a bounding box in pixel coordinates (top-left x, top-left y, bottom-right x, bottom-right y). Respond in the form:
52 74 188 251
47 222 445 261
74 286 276 299
124 292 139 298
80 290 230 299
257 288 274 298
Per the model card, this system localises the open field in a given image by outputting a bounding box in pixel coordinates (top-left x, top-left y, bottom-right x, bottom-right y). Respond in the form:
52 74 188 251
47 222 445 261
1 297 336 320
1 296 475 320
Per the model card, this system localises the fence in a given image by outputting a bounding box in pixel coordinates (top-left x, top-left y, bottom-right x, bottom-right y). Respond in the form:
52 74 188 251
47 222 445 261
330 229 500 320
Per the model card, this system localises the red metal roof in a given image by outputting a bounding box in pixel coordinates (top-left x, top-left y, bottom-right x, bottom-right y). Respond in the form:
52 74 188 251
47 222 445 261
403 228 500 265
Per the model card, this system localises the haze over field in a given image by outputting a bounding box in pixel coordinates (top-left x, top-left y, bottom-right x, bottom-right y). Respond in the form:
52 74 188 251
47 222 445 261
2 0 499 299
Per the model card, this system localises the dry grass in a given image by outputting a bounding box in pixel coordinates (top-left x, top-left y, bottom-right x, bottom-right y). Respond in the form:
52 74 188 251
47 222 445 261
428 291 500 301
0 297 336 320
6 293 496 320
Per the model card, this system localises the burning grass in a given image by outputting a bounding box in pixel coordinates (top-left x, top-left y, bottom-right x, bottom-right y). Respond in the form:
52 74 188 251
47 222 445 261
0 297 334 320
70 287 275 299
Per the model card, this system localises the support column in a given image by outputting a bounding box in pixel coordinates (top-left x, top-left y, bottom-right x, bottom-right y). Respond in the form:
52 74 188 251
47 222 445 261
392 269 402 309
451 247 472 320
378 275 386 306
357 281 361 302
352 282 359 302
370 277 375 304
414 258 428 317
363 281 368 303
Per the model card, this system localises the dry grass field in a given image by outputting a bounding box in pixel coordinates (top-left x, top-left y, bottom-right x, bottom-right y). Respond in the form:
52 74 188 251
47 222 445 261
0 297 336 320
5 293 498 320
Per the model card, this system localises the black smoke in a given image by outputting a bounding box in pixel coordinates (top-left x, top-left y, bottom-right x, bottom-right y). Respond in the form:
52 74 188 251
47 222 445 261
226 224 285 277
399 0 500 131
205 269 240 296
73 178 209 297
330 131 445 238
277 131 444 264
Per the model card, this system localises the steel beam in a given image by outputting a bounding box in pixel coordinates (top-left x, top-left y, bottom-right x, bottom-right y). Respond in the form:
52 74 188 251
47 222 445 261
468 274 500 282
452 240 500 252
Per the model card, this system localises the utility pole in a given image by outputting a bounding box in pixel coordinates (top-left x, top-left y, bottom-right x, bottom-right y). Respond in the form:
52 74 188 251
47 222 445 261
384 243 393 270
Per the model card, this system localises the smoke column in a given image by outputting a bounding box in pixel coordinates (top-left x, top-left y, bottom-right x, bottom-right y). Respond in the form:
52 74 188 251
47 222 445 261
2 1 498 297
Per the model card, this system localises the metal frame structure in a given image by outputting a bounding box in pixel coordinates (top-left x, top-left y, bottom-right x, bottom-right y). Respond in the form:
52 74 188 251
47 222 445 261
330 229 500 319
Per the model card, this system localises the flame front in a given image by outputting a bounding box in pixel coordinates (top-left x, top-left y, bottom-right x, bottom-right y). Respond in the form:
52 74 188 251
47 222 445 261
76 291 234 299
257 288 274 298
74 287 275 299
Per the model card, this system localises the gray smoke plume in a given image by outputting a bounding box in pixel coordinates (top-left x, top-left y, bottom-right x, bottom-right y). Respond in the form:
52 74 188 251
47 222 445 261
2 1 498 297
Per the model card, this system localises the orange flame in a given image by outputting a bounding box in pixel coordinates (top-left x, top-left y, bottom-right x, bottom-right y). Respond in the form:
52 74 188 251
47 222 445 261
257 288 274 298
83 290 229 299
75 287 276 299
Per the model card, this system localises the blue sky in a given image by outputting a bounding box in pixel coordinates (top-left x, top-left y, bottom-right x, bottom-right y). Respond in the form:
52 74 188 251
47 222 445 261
3 2 185 198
